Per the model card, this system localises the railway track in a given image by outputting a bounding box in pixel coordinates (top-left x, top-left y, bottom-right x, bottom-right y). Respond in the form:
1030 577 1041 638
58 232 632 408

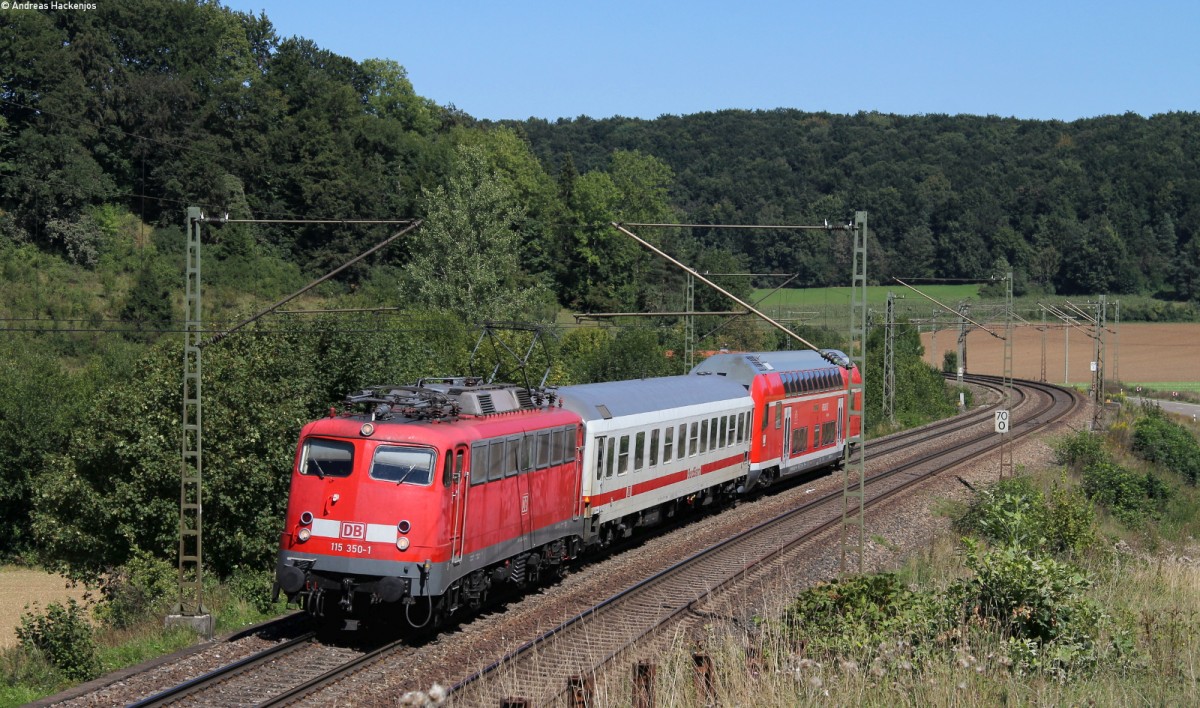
68 376 1077 707
446 376 1077 706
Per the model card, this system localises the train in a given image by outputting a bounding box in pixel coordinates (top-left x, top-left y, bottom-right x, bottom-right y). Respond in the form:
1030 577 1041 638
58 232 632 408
273 349 861 628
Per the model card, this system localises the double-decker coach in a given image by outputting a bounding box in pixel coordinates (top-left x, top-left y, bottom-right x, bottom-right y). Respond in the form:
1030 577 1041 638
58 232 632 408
690 350 860 489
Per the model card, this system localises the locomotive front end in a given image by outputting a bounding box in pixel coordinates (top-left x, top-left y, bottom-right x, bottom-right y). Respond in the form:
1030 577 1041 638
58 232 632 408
274 416 453 624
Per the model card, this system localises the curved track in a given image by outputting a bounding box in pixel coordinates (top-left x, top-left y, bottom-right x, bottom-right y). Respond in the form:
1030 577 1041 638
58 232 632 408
86 376 1078 707
447 376 1078 706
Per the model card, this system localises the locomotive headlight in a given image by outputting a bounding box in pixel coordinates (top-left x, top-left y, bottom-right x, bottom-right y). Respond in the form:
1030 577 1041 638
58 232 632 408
360 422 375 437
397 520 411 534
299 511 314 525
297 527 312 542
396 537 410 551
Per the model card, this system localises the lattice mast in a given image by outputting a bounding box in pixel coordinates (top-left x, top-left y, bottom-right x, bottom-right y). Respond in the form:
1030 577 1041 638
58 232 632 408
841 212 868 575
176 208 206 618
882 291 896 425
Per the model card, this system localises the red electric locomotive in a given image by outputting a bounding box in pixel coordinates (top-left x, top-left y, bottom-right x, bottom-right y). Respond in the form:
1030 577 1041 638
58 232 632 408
274 373 755 628
690 349 861 489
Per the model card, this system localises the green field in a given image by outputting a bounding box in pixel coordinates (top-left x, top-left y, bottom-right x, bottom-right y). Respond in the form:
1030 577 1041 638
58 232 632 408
752 284 981 307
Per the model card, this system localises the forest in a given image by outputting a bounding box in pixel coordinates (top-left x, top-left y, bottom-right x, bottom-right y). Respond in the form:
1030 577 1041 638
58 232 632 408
0 1 1196 584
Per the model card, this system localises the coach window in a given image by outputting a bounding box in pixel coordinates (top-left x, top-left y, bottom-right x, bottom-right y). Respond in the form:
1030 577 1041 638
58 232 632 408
813 426 822 448
470 442 488 485
606 437 616 478
700 420 709 454
736 412 745 443
728 415 737 446
635 431 645 470
618 435 630 475
761 402 770 433
649 429 660 466
596 437 606 480
775 403 782 429
300 438 354 478
718 415 728 448
685 422 696 456
678 424 688 458
663 426 674 463
823 422 836 445
709 417 718 450
793 427 808 455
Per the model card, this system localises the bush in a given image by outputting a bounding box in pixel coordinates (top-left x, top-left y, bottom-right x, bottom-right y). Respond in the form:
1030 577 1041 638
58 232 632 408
1053 430 1108 469
1131 405 1200 485
949 540 1106 674
1081 459 1171 526
955 476 1095 555
226 566 280 615
15 599 99 682
780 573 949 659
94 549 177 629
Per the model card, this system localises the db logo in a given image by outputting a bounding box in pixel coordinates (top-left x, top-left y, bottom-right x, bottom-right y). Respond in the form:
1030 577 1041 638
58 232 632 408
340 522 366 540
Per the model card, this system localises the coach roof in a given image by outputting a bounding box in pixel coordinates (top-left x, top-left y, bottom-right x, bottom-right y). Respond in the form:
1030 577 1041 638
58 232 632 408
557 375 752 423
690 349 848 386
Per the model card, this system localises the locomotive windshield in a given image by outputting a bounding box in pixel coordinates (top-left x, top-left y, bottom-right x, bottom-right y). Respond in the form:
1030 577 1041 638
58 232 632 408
300 438 354 477
369 446 435 485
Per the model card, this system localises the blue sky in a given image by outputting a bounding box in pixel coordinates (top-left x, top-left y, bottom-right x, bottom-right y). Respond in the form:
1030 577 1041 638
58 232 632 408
221 0 1199 122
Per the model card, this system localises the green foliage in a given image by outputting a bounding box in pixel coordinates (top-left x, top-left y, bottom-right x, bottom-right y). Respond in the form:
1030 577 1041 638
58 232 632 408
0 338 82 560
941 350 958 374
405 141 551 322
780 574 949 659
1131 404 1200 484
1081 459 1172 526
15 600 99 682
226 565 282 615
949 540 1106 673
93 549 177 630
27 311 475 581
864 318 956 430
119 257 174 342
554 326 676 384
1052 430 1108 469
520 111 1200 303
956 476 1095 555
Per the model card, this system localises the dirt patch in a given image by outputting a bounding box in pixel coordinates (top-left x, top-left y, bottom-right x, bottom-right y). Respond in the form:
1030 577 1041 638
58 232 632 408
0 567 89 649
920 322 1200 386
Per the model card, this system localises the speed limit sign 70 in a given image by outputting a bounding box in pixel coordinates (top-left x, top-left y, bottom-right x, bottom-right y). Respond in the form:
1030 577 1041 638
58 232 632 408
994 410 1010 434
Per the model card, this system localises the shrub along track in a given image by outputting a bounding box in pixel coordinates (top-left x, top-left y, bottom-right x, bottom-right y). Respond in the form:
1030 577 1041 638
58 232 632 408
44 376 1077 707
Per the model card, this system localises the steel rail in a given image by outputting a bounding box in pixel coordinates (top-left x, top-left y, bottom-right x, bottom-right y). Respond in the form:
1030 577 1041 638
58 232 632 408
448 376 1076 705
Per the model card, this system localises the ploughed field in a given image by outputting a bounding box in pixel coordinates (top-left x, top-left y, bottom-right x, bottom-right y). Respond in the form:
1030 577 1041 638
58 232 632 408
0 567 87 648
920 322 1200 389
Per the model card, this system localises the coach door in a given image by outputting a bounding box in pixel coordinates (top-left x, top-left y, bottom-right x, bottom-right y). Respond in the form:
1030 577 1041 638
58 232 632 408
782 406 793 464
837 398 845 447
449 445 468 565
